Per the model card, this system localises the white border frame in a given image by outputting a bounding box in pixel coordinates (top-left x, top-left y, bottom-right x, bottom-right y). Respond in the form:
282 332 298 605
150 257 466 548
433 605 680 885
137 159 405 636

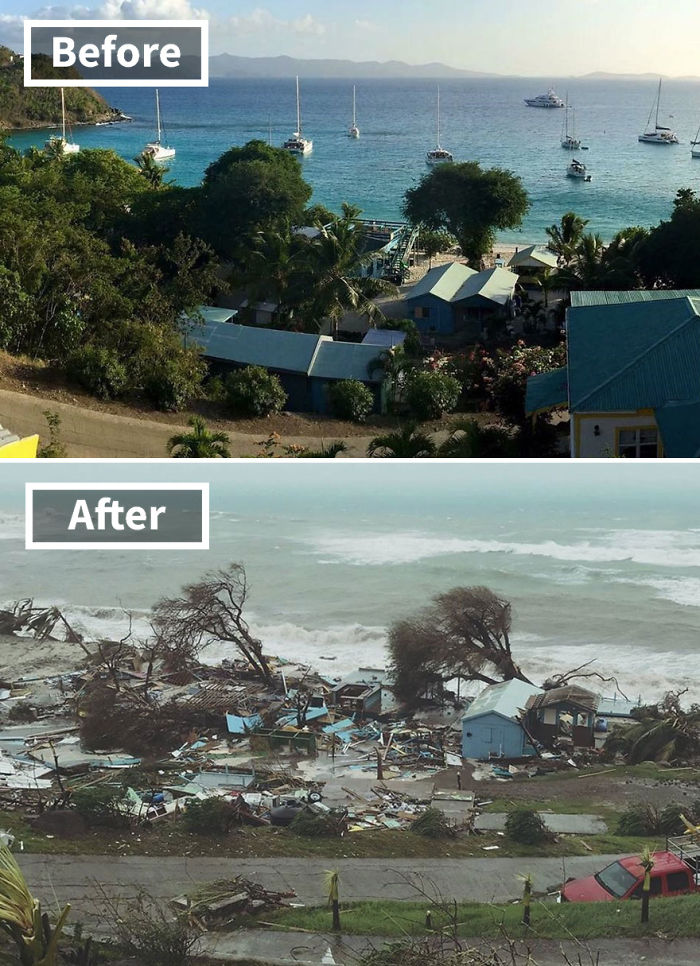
23 19 209 87
25 482 209 550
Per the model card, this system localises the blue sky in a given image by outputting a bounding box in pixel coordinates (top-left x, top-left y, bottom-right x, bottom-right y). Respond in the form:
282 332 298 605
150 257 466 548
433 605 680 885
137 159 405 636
3 0 700 75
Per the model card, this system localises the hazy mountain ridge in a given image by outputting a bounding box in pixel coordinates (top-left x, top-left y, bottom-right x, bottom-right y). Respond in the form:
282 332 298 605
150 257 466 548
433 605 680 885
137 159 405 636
209 54 499 79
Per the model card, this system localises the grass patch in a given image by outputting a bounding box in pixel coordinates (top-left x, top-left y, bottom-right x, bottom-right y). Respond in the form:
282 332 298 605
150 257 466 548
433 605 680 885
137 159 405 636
267 893 700 939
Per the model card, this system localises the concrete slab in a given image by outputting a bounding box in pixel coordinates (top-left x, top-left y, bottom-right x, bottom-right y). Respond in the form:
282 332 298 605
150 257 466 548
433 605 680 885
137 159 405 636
475 812 607 834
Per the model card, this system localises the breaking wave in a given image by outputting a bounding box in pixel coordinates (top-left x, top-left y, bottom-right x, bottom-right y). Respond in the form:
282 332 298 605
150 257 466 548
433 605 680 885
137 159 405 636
303 529 700 569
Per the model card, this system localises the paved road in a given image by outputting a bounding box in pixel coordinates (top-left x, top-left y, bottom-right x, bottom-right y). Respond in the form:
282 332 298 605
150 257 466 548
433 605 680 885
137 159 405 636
16 853 611 926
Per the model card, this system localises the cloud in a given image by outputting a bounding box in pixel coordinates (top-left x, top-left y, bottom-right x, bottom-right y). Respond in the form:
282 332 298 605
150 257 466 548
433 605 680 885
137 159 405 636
227 7 325 37
354 18 379 32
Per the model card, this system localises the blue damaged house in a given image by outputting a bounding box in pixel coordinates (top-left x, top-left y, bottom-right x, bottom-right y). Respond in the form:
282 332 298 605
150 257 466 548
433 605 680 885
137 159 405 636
461 679 543 760
405 263 518 338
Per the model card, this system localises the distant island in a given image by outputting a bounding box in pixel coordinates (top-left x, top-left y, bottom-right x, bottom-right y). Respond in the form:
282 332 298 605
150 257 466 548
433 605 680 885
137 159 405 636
209 53 499 79
0 46 122 130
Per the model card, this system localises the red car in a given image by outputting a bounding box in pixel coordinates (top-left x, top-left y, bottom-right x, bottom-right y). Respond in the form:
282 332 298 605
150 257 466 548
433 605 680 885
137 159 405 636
560 850 698 902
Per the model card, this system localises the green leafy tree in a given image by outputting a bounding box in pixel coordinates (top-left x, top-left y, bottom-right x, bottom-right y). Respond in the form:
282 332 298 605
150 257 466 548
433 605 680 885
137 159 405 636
367 423 436 458
553 232 605 290
420 229 455 268
328 379 374 422
505 809 551 845
403 162 529 264
637 188 700 287
224 365 287 417
136 152 168 189
405 370 461 420
167 416 231 458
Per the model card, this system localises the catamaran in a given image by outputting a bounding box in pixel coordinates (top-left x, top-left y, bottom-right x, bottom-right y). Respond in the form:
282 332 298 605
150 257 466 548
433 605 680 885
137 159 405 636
567 158 591 181
639 79 679 144
283 76 313 156
45 88 79 155
348 85 360 139
525 88 565 109
426 86 453 165
139 90 175 161
561 96 581 150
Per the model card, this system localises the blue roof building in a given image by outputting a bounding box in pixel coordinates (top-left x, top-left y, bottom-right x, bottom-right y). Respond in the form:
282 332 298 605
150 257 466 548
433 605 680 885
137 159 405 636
185 313 388 414
525 291 700 457
405 263 518 337
461 679 543 761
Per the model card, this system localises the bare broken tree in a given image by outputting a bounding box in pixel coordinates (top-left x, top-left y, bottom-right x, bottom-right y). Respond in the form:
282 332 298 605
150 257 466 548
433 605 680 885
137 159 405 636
389 587 532 705
151 563 272 683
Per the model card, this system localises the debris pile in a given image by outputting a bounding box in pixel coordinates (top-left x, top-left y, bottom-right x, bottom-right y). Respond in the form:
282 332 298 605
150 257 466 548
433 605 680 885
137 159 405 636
172 877 297 929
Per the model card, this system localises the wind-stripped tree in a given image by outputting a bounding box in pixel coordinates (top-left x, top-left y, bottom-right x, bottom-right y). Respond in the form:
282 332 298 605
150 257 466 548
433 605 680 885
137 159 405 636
152 562 272 682
389 586 532 705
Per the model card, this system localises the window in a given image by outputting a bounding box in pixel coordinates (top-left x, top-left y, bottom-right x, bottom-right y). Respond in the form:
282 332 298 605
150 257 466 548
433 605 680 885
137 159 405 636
595 862 638 898
414 306 431 320
617 427 659 459
666 871 691 893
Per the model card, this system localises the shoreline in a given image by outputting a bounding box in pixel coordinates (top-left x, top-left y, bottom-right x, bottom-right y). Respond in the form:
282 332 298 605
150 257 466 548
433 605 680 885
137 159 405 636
5 111 132 133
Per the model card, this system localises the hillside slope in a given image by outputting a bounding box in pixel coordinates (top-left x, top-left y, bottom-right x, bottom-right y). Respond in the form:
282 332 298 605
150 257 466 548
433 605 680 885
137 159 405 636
0 47 120 129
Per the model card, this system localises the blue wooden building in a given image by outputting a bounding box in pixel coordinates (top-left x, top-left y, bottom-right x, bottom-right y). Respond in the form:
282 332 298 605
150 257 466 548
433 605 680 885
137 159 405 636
461 679 544 760
405 263 518 337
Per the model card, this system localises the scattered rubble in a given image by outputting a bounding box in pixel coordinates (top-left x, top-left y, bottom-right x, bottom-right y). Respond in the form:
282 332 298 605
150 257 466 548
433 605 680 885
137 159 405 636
172 877 297 929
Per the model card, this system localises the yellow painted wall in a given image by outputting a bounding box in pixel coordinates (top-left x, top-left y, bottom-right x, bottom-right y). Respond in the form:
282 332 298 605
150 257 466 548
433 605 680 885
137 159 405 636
0 435 39 458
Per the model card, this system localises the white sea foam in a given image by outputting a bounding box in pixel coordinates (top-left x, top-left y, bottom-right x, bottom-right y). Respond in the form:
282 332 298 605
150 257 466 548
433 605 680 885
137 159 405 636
0 513 25 540
303 529 700 569
613 577 700 608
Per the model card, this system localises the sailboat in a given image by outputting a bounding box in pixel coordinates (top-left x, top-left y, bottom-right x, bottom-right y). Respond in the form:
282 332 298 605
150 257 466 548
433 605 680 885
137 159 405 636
139 90 175 161
691 120 700 158
348 85 360 139
426 86 453 165
567 158 591 182
283 77 313 155
561 96 581 150
45 89 79 155
639 79 679 144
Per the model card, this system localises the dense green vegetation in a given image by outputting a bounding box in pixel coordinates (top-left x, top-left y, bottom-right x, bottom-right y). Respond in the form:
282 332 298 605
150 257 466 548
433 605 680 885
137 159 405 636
0 47 116 128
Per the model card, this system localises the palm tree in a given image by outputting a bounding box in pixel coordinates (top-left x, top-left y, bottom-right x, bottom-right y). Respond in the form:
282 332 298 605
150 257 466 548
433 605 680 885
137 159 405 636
546 211 589 268
236 227 308 326
167 416 231 458
136 152 168 188
554 232 605 291
0 843 69 964
438 419 517 458
298 441 348 458
367 423 436 458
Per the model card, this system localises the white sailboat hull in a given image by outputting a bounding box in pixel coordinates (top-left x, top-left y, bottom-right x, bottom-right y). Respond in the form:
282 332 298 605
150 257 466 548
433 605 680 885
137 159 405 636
639 133 678 144
45 137 79 155
426 151 453 165
143 143 175 161
348 126 360 139
692 146 700 158
283 137 313 155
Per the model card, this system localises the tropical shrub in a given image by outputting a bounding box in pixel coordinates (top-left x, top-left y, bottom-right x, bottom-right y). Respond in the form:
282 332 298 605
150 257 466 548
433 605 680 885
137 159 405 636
505 808 551 845
71 786 130 829
329 379 374 422
405 370 461 420
68 345 129 400
182 796 236 835
142 351 206 412
411 808 456 838
224 365 287 417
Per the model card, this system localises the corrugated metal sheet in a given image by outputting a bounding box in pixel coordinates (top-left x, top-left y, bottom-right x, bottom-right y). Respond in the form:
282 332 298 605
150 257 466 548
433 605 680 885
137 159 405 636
462 680 544 723
508 246 558 270
568 297 700 411
452 267 518 307
406 262 477 302
361 330 407 348
525 368 569 415
655 401 700 457
187 320 326 374
310 341 384 383
571 290 700 307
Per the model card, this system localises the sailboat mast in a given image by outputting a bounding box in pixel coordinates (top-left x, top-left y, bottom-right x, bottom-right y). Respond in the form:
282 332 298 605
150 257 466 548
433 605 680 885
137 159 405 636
296 76 302 135
437 86 441 147
353 85 356 126
156 89 162 143
61 88 66 141
656 77 661 129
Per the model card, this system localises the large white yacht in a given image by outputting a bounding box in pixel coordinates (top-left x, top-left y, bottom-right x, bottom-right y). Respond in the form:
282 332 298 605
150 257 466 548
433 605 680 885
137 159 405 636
639 79 679 145
426 86 453 165
283 76 313 156
525 88 565 109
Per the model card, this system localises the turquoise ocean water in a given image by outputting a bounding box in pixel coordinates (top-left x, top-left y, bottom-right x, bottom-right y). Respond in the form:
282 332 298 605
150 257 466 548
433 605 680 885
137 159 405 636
9 77 700 242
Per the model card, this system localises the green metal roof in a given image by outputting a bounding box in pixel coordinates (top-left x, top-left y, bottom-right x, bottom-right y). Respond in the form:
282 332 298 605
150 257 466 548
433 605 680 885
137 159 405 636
655 401 700 457
187 318 386 384
462 679 544 723
185 306 238 324
508 246 558 270
568 296 700 412
571 290 700 308
406 262 477 302
452 267 518 307
310 341 385 384
525 367 569 415
186 319 326 374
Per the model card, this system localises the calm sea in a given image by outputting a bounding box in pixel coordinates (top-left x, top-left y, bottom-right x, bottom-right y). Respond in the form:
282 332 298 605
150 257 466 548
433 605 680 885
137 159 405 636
1 463 699 702
9 77 700 243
